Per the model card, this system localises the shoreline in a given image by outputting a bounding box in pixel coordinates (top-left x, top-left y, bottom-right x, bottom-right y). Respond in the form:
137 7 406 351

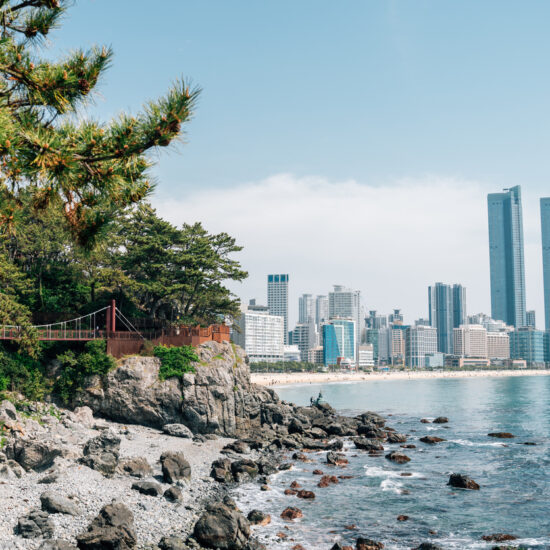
251 368 550 387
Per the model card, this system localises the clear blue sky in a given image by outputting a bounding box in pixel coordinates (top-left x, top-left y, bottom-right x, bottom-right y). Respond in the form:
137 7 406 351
49 1 550 323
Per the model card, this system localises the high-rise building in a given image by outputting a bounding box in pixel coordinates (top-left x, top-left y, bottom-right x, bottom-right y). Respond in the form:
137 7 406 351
526 310 536 328
405 325 438 368
541 198 550 331
267 274 289 344
315 295 329 327
366 310 387 329
429 283 466 354
322 319 356 366
388 309 404 326
298 294 314 324
378 326 407 366
291 322 318 362
509 327 546 366
487 186 527 327
358 344 375 369
453 325 488 359
487 332 510 360
232 306 284 363
328 285 361 350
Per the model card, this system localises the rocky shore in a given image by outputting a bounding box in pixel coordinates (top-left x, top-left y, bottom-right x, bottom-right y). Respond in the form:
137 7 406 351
0 341 519 550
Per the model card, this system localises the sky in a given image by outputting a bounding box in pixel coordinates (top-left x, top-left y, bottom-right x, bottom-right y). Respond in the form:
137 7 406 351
49 0 550 327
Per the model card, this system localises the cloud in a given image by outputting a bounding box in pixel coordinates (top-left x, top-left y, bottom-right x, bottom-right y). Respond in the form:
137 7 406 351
154 174 544 328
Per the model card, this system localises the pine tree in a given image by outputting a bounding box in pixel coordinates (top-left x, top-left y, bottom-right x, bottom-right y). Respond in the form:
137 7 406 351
0 0 199 246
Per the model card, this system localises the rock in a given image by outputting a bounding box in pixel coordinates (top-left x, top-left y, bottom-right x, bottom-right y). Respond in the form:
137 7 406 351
354 438 384 451
448 473 480 490
414 544 442 550
163 423 194 438
481 534 517 542
231 459 258 482
0 399 17 422
385 451 410 464
6 438 63 471
40 490 80 515
39 541 78 550
312 469 324 475
296 489 315 500
396 515 409 521
193 501 251 549
131 481 163 496
211 458 233 483
419 436 446 445
356 537 384 549
73 406 94 427
420 419 431 424
488 432 515 439
280 507 303 521
327 451 348 465
257 457 278 475
290 480 301 488
158 535 188 550
386 432 407 443
161 451 191 483
76 501 137 549
318 475 338 488
80 430 121 476
164 486 183 502
355 411 386 426
432 417 448 424
247 510 271 526
38 472 59 484
284 489 297 495
119 456 153 478
357 425 387 439
222 440 250 454
17 509 54 539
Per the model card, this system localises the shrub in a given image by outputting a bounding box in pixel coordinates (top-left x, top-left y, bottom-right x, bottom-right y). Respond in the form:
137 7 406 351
154 344 198 381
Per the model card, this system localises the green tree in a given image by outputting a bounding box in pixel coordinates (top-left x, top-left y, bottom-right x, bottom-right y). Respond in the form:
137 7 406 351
0 0 199 246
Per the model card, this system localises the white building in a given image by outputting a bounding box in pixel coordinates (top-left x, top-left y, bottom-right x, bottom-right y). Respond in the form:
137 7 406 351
487 331 510 359
283 345 301 362
405 325 438 368
267 274 289 344
358 344 375 369
308 346 325 365
379 326 406 366
315 295 329 327
291 322 318 362
232 307 284 363
453 324 488 359
298 294 315 324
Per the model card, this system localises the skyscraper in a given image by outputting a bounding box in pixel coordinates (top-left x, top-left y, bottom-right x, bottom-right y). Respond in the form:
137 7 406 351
328 285 361 353
267 274 289 344
526 310 536 328
487 186 527 327
298 294 314 324
429 283 466 354
541 198 550 331
323 319 356 366
315 295 329 327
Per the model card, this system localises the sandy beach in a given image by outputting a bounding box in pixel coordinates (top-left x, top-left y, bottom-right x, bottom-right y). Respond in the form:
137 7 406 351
251 368 550 387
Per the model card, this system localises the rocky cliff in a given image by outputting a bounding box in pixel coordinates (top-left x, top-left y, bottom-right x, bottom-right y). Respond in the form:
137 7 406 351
77 340 286 437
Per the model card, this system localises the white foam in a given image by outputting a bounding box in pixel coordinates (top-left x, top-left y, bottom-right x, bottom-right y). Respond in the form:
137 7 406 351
448 439 505 447
380 478 403 493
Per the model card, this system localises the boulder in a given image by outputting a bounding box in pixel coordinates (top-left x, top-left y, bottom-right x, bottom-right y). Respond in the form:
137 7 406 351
488 432 515 439
40 491 80 515
158 536 188 550
0 399 17 422
118 457 153 478
163 423 194 438
247 510 271 526
354 438 384 451
386 432 407 444
39 541 78 550
6 438 63 471
231 459 258 482
385 451 410 464
327 451 348 465
17 509 54 539
481 534 517 542
280 507 303 521
414 544 442 550
419 436 446 445
448 473 480 490
432 417 448 424
80 431 121 476
38 472 59 484
211 458 233 483
76 501 137 549
164 486 183 502
356 537 384 549
318 475 338 488
222 440 250 455
193 501 251 549
131 481 163 496
72 406 94 427
296 489 315 499
160 451 191 483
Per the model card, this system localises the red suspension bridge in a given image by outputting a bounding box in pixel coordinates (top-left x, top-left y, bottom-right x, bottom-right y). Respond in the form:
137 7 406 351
0 300 230 357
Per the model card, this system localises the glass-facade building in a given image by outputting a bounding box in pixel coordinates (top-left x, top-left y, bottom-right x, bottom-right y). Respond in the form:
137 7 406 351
428 282 466 354
267 274 289 344
541 198 550 331
487 186 527 327
509 327 546 366
323 319 355 366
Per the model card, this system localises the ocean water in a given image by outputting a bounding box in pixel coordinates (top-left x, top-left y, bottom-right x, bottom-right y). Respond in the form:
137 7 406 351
233 375 550 549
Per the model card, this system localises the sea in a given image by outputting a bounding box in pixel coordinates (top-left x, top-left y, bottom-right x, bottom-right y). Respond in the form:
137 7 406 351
233 374 550 549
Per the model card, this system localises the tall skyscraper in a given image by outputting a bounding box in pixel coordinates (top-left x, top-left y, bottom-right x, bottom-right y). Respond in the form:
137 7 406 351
323 319 356 366
487 186 527 327
405 325 438 368
526 310 536 328
267 274 289 344
541 198 550 331
429 283 466 354
315 295 329 327
328 285 361 351
298 294 314 324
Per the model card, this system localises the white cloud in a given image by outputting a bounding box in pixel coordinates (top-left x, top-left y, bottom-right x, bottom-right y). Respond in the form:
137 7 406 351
154 174 545 328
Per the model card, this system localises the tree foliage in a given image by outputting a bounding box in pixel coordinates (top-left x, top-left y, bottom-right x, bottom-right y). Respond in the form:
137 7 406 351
0 0 199 245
